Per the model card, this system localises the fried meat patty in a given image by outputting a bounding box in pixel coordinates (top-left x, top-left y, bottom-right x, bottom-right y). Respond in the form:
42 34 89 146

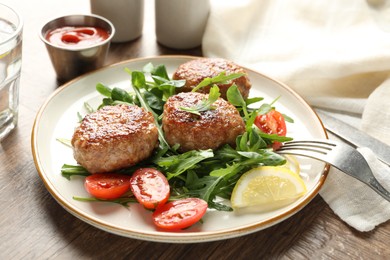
71 104 158 173
172 58 252 100
162 92 245 152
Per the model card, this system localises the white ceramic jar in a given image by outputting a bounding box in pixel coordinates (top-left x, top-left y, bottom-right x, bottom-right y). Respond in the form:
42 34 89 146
90 0 144 43
155 0 210 49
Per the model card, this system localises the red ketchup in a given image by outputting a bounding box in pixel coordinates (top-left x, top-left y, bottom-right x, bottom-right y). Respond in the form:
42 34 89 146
45 26 110 48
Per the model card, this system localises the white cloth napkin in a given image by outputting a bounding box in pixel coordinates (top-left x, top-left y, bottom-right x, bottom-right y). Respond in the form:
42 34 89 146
202 0 390 231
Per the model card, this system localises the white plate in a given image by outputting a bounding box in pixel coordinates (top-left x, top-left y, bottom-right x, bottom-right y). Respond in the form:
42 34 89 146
32 55 329 243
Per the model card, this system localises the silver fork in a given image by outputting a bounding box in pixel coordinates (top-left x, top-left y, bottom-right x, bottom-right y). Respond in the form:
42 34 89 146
277 139 390 202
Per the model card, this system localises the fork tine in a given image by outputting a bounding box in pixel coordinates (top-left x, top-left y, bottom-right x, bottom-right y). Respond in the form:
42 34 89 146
277 148 328 161
277 140 335 160
279 140 336 150
278 139 390 202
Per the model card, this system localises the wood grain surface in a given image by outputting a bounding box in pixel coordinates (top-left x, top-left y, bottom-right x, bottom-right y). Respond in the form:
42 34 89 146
1 0 389 259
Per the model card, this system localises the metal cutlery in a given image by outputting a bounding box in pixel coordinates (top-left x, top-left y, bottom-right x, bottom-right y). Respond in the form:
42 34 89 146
316 110 390 167
277 139 390 202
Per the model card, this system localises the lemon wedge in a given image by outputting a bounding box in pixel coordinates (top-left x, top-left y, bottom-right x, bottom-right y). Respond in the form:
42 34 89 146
231 166 307 212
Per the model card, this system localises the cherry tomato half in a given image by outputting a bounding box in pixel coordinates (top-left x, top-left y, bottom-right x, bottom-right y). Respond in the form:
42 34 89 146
84 173 131 200
254 109 287 150
130 168 170 210
152 198 208 230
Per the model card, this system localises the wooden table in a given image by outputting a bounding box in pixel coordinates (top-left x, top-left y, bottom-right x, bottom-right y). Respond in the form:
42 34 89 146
1 0 389 259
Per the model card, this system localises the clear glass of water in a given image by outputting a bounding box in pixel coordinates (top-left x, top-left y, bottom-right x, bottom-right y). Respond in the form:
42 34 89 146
0 4 22 141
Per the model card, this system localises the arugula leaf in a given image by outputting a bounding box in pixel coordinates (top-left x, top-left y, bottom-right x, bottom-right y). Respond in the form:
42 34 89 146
96 83 112 97
97 98 114 109
282 113 294 123
257 103 273 115
155 149 214 180
56 138 72 147
155 77 184 100
240 150 286 166
77 112 83 122
84 102 95 113
160 79 186 89
126 70 171 151
192 72 244 92
186 169 239 211
143 91 164 112
61 164 90 180
245 97 264 106
151 75 186 89
111 87 134 104
245 110 258 132
142 62 154 74
143 64 186 99
150 64 170 83
257 131 293 142
95 82 135 109
236 129 267 152
131 70 147 89
227 84 249 119
213 145 242 162
209 201 233 211
180 85 221 115
211 173 241 201
73 196 137 207
185 171 224 203
227 84 245 107
209 163 243 180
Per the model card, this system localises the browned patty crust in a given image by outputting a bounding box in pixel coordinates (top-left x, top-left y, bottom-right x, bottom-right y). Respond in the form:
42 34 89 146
172 58 252 100
162 92 246 152
71 104 158 173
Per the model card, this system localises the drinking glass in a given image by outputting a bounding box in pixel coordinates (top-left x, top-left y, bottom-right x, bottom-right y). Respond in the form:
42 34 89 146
0 3 22 141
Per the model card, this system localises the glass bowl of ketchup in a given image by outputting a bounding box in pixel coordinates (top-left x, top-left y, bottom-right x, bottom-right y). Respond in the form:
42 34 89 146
40 14 115 83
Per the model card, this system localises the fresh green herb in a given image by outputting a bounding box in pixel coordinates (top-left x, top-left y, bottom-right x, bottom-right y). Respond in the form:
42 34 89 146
179 85 221 115
245 96 264 106
257 103 273 115
191 72 244 92
73 193 192 208
258 131 293 143
61 164 90 180
96 82 112 97
227 84 249 119
185 173 225 204
111 87 134 104
283 113 294 123
128 69 171 152
84 102 95 114
143 63 186 100
77 112 83 122
95 83 135 109
73 196 137 207
155 149 214 180
56 138 72 147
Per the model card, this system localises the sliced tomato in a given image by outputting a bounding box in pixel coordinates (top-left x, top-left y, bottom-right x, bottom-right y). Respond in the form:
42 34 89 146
254 109 287 150
130 168 170 210
152 198 208 230
84 173 131 200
